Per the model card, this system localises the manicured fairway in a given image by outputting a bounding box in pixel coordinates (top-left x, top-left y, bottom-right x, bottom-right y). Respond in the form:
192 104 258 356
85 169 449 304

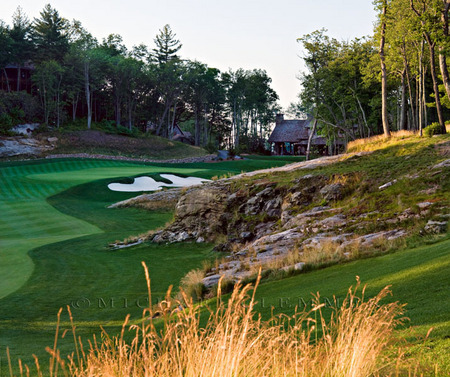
0 160 210 299
0 157 298 299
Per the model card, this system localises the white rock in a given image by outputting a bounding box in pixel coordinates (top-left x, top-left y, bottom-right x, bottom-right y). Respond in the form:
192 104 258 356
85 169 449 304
379 179 397 190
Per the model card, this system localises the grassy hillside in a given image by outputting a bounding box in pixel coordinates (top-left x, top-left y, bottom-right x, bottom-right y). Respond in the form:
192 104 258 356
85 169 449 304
253 237 450 373
41 130 209 160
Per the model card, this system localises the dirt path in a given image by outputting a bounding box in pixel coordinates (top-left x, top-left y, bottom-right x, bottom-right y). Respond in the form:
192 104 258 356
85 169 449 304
228 152 371 180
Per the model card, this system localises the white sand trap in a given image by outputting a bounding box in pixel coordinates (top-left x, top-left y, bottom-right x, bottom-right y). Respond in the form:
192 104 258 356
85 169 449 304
108 174 211 192
160 174 209 187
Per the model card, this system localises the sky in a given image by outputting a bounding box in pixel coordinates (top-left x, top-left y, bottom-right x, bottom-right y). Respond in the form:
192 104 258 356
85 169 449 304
0 0 377 110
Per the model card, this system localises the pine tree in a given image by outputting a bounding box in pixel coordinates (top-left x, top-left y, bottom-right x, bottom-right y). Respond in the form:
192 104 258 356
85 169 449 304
33 4 68 63
152 24 182 65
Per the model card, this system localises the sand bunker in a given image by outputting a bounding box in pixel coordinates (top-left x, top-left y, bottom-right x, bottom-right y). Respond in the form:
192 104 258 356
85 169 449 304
108 174 211 192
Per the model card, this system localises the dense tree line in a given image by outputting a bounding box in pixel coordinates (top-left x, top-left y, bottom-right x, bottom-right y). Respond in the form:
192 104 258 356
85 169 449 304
0 5 279 151
294 0 449 142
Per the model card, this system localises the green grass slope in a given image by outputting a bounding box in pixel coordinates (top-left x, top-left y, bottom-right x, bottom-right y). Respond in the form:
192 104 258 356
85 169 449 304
252 237 450 372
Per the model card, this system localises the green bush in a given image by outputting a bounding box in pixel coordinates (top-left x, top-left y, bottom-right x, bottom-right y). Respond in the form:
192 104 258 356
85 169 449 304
116 124 141 137
97 119 117 133
424 122 444 137
0 113 14 135
0 91 40 131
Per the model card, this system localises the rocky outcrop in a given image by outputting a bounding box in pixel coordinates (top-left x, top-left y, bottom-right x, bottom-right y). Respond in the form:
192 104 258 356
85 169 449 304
151 183 231 243
110 149 448 291
320 183 345 201
433 159 450 169
424 220 447 234
0 137 53 157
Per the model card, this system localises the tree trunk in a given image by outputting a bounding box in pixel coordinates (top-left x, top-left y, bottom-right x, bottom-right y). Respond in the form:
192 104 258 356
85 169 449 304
128 99 133 130
156 101 170 136
56 75 62 128
72 92 79 121
305 118 318 161
170 102 177 139
404 59 416 130
399 69 407 130
203 105 208 146
422 66 427 132
351 87 370 137
439 48 450 104
84 61 92 130
195 106 200 146
3 68 10 92
439 2 450 104
234 101 240 148
17 66 21 91
115 93 121 127
425 35 446 133
379 0 391 137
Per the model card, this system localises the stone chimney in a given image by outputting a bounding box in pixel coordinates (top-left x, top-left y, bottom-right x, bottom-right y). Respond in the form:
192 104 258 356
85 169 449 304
275 113 284 126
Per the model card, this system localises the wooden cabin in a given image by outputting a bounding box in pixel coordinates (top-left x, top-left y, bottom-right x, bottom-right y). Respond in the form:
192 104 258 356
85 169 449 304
268 114 329 156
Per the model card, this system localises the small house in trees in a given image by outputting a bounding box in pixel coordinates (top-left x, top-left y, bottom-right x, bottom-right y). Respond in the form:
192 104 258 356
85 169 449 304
0 63 34 93
268 114 329 156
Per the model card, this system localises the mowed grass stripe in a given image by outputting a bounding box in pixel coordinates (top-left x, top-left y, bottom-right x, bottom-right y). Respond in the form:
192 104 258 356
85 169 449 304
1 159 168 298
0 197 102 298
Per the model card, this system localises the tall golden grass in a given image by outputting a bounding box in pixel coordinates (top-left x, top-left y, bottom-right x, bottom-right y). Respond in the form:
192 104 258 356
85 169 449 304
346 130 417 153
14 262 407 377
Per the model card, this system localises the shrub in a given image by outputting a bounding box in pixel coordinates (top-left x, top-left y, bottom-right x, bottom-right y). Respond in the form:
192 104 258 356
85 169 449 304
424 122 444 137
0 91 40 133
179 268 206 301
0 113 13 135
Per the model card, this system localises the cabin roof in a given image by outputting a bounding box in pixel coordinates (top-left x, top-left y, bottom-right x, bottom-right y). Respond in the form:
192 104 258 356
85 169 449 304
268 119 311 143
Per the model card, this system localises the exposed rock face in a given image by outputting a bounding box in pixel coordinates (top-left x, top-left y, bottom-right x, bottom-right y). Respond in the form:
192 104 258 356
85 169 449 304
424 220 448 234
320 183 345 201
433 159 450 169
0 137 52 157
379 180 398 190
142 167 427 287
201 228 408 287
108 188 184 209
152 183 231 243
